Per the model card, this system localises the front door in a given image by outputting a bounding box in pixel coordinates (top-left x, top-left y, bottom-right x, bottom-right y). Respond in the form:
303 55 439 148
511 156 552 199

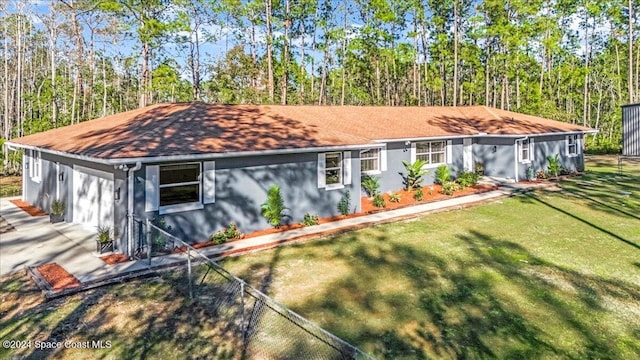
463 138 473 172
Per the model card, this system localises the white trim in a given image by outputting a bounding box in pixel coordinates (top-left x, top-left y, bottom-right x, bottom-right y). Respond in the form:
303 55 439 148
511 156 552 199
56 162 60 200
360 148 381 174
317 153 326 188
159 202 204 215
324 184 345 191
371 130 598 143
157 162 203 210
446 140 453 163
343 151 352 185
380 145 387 171
516 138 532 164
203 160 216 204
410 143 417 162
566 134 579 157
324 152 343 188
414 140 447 167
463 138 473 171
30 150 41 183
145 165 159 212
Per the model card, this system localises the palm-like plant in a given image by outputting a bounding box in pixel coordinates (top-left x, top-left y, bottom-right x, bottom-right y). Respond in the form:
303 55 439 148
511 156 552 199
547 154 561 178
361 175 380 197
434 165 451 184
261 185 287 228
402 159 429 190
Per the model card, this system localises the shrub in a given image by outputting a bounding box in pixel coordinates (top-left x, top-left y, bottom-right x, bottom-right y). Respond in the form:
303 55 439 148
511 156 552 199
389 192 401 203
413 187 424 201
303 213 319 226
475 162 485 176
261 185 287 228
361 175 380 197
210 223 244 244
442 181 461 195
50 200 65 216
547 154 561 178
373 194 386 208
536 170 547 180
337 191 351 215
456 171 479 189
402 159 429 190
434 165 451 184
96 225 112 243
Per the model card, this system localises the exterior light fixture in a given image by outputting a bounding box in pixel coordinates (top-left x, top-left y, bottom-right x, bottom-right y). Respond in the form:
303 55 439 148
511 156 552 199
115 187 121 201
58 172 64 182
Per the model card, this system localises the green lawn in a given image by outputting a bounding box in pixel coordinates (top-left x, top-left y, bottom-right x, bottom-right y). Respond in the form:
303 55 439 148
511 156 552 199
1 156 638 359
219 155 640 358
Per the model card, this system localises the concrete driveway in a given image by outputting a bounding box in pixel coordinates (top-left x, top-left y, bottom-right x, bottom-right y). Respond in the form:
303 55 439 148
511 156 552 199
0 197 104 277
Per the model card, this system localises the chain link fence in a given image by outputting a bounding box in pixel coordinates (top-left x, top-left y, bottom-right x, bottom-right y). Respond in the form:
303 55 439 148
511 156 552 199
137 218 373 359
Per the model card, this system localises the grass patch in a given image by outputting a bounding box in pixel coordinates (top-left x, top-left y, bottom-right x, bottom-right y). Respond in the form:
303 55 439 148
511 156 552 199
0 176 21 198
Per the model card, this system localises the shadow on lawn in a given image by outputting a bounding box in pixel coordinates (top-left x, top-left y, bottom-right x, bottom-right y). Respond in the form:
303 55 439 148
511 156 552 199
258 227 640 359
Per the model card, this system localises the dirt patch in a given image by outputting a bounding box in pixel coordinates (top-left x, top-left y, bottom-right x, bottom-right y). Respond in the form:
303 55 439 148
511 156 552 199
99 253 130 265
9 199 47 216
36 263 81 291
361 184 498 213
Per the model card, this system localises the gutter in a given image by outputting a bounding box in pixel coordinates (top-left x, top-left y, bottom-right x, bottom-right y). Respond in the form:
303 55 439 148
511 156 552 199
6 141 383 166
116 162 142 257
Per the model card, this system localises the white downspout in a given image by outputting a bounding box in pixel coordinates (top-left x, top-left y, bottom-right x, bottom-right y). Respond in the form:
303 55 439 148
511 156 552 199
117 162 141 257
127 162 142 257
514 136 528 183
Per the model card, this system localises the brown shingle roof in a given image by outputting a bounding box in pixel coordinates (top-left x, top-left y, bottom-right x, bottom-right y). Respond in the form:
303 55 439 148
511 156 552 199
11 102 593 159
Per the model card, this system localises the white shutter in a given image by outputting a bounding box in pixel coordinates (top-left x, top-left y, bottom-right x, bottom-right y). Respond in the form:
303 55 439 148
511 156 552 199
530 138 535 161
446 140 453 163
410 143 416 163
380 146 387 171
203 161 216 204
145 165 159 212
343 151 352 185
317 153 326 188
565 135 570 155
577 135 582 155
27 151 32 178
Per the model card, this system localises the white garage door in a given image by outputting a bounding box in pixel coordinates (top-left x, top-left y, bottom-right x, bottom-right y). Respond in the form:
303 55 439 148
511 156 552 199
73 165 114 229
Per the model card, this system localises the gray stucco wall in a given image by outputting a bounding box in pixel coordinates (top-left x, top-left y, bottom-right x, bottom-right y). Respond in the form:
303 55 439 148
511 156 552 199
376 139 464 193
525 134 584 180
22 152 127 252
136 151 361 242
474 137 516 179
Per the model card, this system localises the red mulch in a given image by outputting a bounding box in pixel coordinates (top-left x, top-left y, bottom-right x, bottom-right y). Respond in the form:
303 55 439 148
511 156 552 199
99 253 130 265
361 184 498 213
36 263 81 291
10 199 47 216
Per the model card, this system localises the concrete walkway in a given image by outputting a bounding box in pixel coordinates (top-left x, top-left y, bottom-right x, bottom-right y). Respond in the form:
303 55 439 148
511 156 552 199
1 181 550 292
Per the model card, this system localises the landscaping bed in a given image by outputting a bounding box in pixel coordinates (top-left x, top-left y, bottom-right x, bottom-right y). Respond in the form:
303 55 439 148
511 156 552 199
35 263 81 291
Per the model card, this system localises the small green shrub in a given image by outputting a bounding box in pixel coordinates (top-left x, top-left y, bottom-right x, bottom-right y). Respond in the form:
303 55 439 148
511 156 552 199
361 175 380 197
261 184 287 228
456 171 479 189
210 223 244 244
50 200 65 216
337 191 351 215
389 192 401 203
442 181 461 195
402 159 429 190
96 225 112 243
475 162 484 176
303 213 319 226
413 188 424 201
547 154 561 178
373 194 386 208
435 165 451 184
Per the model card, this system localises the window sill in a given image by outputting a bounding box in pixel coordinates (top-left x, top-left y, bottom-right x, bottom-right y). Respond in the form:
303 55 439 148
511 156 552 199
159 202 204 215
325 184 345 191
519 160 532 164
31 176 41 184
422 163 447 169
567 154 579 158
362 170 381 176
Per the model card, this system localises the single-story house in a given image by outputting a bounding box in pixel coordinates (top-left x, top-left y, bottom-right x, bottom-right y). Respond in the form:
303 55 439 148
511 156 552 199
7 103 596 255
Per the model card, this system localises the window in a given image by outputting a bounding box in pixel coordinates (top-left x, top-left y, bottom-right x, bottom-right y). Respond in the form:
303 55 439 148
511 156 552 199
317 152 351 190
517 138 534 163
159 163 201 207
325 152 342 186
566 135 579 156
360 148 380 174
30 150 41 182
415 141 446 165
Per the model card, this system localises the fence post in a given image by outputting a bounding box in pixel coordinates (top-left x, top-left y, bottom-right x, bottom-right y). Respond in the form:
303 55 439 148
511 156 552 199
145 218 152 266
187 247 193 299
241 282 246 345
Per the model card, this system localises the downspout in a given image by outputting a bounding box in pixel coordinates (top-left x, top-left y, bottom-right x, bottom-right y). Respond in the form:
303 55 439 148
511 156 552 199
117 162 142 257
514 136 528 182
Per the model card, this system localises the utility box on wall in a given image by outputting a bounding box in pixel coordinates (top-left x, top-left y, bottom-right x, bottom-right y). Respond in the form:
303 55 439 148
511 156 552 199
622 103 640 156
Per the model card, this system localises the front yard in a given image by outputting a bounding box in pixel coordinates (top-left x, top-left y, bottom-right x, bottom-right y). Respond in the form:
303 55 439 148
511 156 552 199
220 155 640 358
1 156 638 359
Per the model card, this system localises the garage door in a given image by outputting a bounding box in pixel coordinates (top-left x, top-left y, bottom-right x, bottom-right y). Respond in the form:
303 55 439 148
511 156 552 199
73 165 114 229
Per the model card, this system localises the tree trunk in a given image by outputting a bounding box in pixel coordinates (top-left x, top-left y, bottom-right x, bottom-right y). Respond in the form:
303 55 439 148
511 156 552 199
140 39 149 108
453 0 458 107
630 0 634 103
265 0 274 103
